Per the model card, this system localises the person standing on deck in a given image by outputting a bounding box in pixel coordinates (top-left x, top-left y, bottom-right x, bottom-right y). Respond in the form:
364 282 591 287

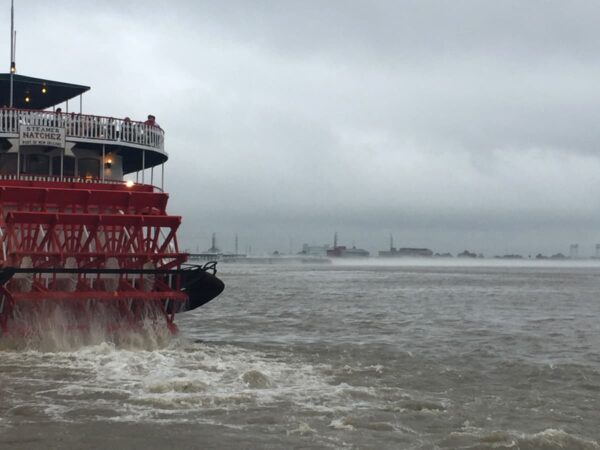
144 114 158 127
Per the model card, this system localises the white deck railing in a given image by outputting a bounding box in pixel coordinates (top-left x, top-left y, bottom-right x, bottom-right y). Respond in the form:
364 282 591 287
0 108 164 152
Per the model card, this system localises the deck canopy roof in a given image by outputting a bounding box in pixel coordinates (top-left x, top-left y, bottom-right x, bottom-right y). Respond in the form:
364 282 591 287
0 73 90 110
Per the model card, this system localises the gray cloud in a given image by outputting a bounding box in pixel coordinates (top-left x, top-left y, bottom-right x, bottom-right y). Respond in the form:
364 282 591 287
3 1 600 255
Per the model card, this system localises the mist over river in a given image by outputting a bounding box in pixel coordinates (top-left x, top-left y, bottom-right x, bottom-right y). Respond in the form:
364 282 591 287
1 260 600 449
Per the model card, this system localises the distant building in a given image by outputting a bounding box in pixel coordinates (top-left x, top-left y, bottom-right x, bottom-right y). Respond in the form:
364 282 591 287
326 232 370 258
569 244 579 259
494 254 524 259
327 246 370 258
457 250 477 258
206 232 221 253
379 247 433 257
188 232 223 261
378 234 433 257
300 244 329 257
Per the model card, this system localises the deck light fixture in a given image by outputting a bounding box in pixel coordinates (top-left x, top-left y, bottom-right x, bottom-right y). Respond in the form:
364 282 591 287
10 62 15 73
105 158 113 169
24 94 30 103
125 180 134 188
41 85 47 94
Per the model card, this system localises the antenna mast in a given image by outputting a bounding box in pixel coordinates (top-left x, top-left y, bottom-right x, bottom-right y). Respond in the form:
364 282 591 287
9 0 16 107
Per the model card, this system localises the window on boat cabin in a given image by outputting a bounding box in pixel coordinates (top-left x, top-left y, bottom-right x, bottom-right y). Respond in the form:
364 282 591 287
77 157 100 179
23 154 50 175
51 156 75 177
0 153 17 175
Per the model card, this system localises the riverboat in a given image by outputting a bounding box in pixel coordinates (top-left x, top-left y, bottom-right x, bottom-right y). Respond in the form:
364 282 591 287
0 51 223 337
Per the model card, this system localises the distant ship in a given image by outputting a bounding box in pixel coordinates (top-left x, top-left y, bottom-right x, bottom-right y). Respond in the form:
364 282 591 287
188 233 247 262
326 232 370 258
378 235 433 257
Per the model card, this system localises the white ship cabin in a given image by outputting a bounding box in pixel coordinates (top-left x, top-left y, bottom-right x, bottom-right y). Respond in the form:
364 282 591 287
0 73 166 187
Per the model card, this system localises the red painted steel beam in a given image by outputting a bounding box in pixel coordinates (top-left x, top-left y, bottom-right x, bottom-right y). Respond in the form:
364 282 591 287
5 211 181 228
10 290 187 302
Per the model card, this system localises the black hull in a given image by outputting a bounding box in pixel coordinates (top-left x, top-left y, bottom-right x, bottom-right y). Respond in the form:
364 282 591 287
175 265 225 313
0 263 224 314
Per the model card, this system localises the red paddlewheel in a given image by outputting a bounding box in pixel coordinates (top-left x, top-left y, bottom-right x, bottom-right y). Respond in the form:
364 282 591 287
0 181 191 337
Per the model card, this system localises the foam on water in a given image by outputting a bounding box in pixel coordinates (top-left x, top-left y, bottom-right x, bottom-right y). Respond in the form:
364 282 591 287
444 424 600 450
0 339 353 425
1 301 172 351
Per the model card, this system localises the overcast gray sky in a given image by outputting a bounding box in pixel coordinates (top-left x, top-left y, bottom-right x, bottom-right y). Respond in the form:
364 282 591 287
4 0 600 256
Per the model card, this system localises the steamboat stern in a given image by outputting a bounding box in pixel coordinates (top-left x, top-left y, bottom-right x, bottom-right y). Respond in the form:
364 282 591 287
0 73 224 336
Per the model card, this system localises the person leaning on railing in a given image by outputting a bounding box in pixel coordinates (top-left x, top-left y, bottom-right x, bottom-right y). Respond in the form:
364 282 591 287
143 115 161 145
53 107 62 127
144 114 157 127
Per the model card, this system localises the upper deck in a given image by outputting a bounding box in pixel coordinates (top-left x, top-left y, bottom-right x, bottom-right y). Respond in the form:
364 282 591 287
0 108 167 175
0 108 165 155
0 73 167 176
